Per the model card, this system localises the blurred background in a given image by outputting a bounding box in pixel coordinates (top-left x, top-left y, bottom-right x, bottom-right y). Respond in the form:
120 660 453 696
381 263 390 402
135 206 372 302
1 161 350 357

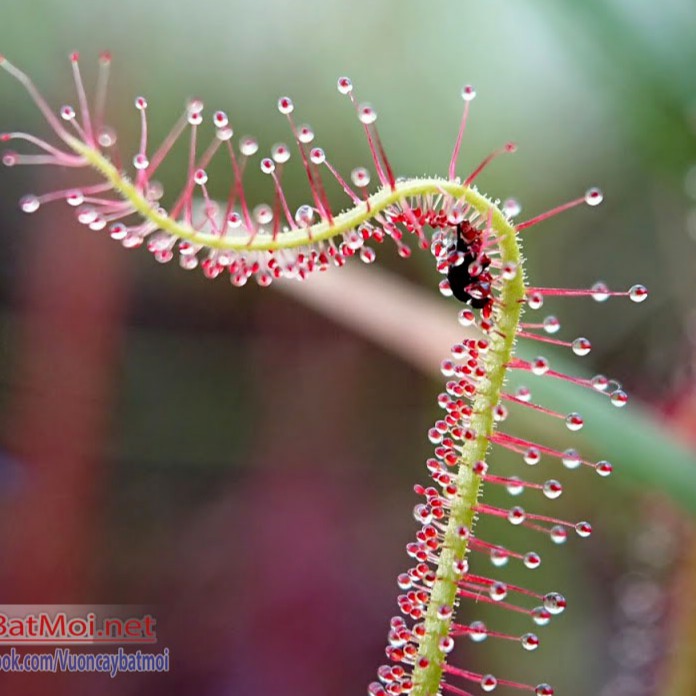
1 0 696 694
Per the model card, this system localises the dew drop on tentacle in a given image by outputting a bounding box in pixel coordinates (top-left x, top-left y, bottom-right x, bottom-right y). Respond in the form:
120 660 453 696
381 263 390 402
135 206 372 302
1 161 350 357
60 105 76 121
503 198 521 218
561 448 581 470
629 284 648 303
591 281 610 302
358 103 377 125
19 194 40 213
571 337 591 356
543 315 560 334
272 143 291 163
480 674 497 692
542 480 563 499
524 551 541 569
524 447 541 465
565 412 584 431
521 632 540 651
337 76 353 95
610 389 629 407
490 547 510 567
550 526 568 545
595 460 613 477
527 292 544 310
543 592 567 615
584 187 603 206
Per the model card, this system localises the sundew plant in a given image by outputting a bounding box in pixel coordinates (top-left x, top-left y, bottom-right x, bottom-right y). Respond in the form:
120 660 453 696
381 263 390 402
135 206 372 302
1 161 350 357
0 52 649 695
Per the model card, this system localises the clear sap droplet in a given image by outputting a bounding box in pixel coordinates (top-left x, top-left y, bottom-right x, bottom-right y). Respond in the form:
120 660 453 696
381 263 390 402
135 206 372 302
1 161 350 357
213 110 229 128
494 404 508 422
452 558 468 575
309 147 325 165
428 428 442 445
440 360 455 377
523 446 540 465
535 684 554 696
254 204 273 225
439 279 453 297
490 547 509 567
531 357 549 375
179 254 198 270
575 521 592 538
549 526 568 544
60 105 76 121
89 216 106 231
345 229 364 250
133 153 149 170
610 390 628 408
447 206 465 225
543 592 566 615
20 195 40 213
501 262 517 280
592 374 609 391
337 76 353 95
227 212 243 229
97 127 117 148
521 633 539 651
298 124 315 144
561 448 581 469
543 316 560 334
629 284 648 303
584 187 603 206
110 223 127 240
461 84 476 101
360 246 376 264
468 621 487 642
572 337 591 356
505 476 523 496
473 460 488 476
595 460 613 477
358 103 377 124
272 143 291 164
527 292 544 310
351 167 370 188
458 309 475 327
239 136 259 157
294 204 315 228
531 606 551 626
524 552 541 569
480 674 497 692
543 480 562 499
438 636 454 653
503 198 521 218
507 506 526 525
260 158 275 174
66 190 84 207
516 386 532 402
277 96 294 114
591 281 610 302
436 604 453 620
565 412 584 431
76 206 97 225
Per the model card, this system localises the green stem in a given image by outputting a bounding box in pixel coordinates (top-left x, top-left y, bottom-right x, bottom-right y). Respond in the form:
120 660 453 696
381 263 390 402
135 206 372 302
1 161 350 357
68 134 526 694
67 134 514 254
411 201 524 695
